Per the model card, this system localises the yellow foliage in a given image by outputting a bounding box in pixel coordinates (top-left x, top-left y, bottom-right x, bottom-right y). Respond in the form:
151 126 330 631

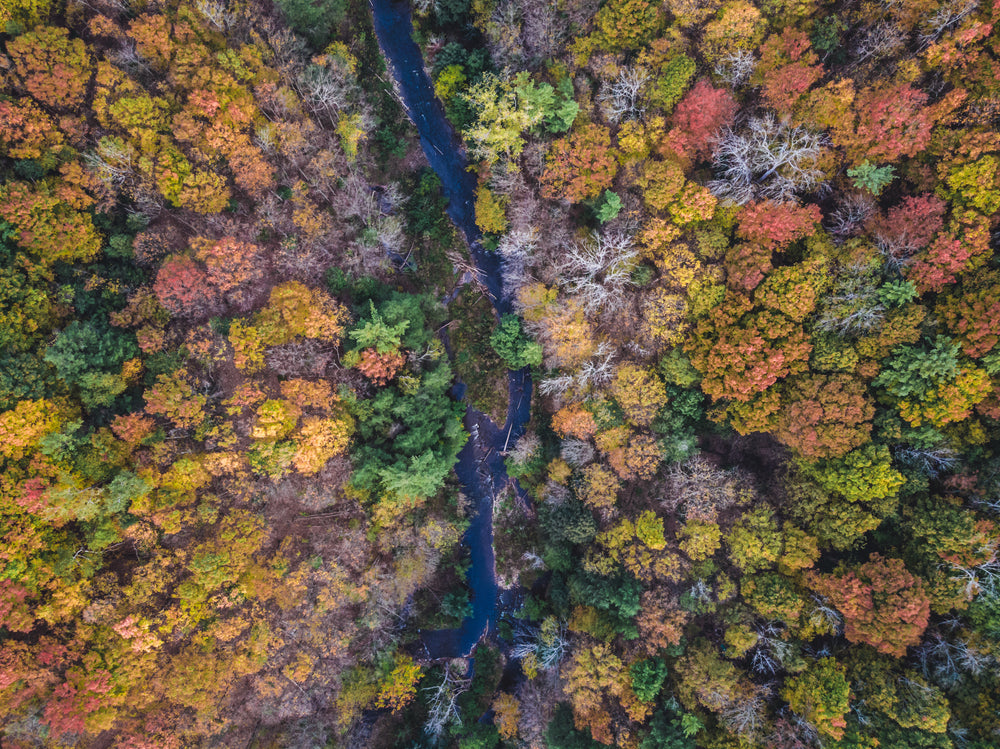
475 185 508 234
644 288 689 346
293 415 355 474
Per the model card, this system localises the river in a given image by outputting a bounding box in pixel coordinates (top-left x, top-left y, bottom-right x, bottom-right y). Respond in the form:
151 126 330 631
371 0 533 659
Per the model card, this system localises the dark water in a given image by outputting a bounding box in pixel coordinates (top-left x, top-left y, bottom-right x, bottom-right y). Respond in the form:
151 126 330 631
371 0 532 658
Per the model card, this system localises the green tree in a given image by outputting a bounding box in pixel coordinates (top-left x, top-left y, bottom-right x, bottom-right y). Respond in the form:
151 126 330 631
44 320 137 408
490 314 542 369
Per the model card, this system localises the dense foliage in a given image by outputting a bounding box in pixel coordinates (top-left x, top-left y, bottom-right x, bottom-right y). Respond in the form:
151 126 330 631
3 0 1000 745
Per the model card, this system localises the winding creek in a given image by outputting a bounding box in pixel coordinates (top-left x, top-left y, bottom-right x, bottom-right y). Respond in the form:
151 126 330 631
371 0 533 659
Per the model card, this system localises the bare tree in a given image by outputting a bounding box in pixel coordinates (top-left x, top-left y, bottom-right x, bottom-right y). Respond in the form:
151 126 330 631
919 0 979 45
894 445 958 478
815 263 886 336
665 455 749 522
520 0 567 63
496 227 539 298
559 230 638 313
423 660 472 740
827 192 876 240
714 49 757 88
854 22 907 66
599 67 649 123
709 114 828 205
721 688 770 739
561 438 595 467
806 595 844 636
511 617 568 671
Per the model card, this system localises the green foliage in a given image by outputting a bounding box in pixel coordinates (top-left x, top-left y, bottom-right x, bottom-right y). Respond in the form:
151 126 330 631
568 568 642 637
649 55 696 112
810 15 846 55
546 703 604 749
490 314 543 369
640 708 697 749
406 170 452 243
595 191 622 224
435 0 470 25
800 443 906 504
349 300 410 354
275 0 346 48
874 336 960 400
879 280 918 307
848 160 896 196
631 658 669 701
44 320 137 408
541 499 597 545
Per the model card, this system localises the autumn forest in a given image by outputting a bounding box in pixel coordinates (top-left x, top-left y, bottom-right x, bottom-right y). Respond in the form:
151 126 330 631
0 0 999 745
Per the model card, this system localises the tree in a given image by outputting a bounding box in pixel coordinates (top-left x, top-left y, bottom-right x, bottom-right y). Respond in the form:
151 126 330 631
540 124 618 203
773 374 874 459
669 79 737 162
701 2 766 64
835 83 934 164
375 653 422 712
593 0 663 51
709 115 827 205
461 74 535 167
560 642 625 743
490 314 543 369
736 200 821 251
686 293 812 403
937 269 1000 357
808 554 931 657
868 194 947 260
6 26 92 109
848 160 896 196
0 180 102 269
144 371 207 429
611 365 668 426
781 658 850 739
154 255 217 319
756 28 824 114
44 321 138 408
577 464 621 511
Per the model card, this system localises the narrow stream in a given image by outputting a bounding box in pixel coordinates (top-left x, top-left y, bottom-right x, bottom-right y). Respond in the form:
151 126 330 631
371 0 532 659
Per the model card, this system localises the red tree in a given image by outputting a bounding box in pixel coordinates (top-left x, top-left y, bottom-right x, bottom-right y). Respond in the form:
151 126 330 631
153 255 218 319
868 194 947 253
669 79 737 162
839 83 934 163
736 200 822 251
774 374 875 459
808 554 931 657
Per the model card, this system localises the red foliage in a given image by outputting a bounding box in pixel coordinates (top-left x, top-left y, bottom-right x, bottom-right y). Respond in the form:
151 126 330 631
192 236 265 311
725 202 820 291
669 79 737 162
0 580 35 633
938 270 1000 357
737 200 821 251
355 348 406 385
809 554 930 657
868 194 947 258
724 243 772 292
907 233 974 293
153 255 218 319
843 83 934 163
775 374 875 459
758 29 824 114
